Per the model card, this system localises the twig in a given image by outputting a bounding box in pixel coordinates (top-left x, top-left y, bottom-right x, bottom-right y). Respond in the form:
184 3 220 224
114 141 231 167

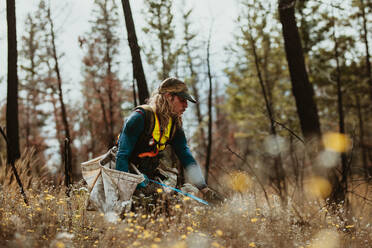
347 190 372 205
226 146 272 209
268 116 304 144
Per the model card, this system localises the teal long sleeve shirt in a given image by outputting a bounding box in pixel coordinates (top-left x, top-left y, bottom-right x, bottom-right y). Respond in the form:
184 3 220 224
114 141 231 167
115 109 207 189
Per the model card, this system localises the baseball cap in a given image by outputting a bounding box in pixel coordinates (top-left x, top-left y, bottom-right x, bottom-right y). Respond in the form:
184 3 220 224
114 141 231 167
158 78 197 103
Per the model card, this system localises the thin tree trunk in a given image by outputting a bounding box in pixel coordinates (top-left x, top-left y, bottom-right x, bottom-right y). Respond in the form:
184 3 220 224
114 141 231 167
156 10 167 79
247 19 287 201
356 95 368 177
330 21 348 204
121 0 149 104
359 0 372 103
50 91 64 166
89 77 112 148
104 2 115 148
47 6 72 180
185 43 206 150
25 94 31 148
204 31 213 184
6 0 21 165
278 0 321 141
132 77 138 107
107 77 115 148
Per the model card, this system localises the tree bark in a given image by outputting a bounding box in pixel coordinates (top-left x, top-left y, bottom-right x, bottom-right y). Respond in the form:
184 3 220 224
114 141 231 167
6 0 21 165
359 0 372 104
329 23 348 204
204 31 213 184
278 0 321 141
356 95 368 177
121 0 149 104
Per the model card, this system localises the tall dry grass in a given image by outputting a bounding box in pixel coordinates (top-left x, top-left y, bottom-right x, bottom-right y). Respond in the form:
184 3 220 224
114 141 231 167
1 145 372 247
1 177 372 247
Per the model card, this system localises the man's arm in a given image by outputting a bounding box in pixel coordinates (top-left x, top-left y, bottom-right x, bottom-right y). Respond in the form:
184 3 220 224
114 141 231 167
116 110 145 172
170 128 207 190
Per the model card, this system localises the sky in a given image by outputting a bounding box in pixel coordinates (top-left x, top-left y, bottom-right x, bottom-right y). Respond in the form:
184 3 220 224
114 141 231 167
0 0 239 104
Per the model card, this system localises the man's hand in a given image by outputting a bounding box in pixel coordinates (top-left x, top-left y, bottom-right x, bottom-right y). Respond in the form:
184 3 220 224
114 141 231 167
136 174 149 189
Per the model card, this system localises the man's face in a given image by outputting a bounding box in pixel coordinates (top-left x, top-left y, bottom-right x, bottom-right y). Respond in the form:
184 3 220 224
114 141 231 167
170 94 188 116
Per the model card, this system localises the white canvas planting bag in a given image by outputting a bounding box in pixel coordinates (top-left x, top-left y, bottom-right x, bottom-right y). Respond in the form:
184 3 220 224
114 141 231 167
81 147 144 214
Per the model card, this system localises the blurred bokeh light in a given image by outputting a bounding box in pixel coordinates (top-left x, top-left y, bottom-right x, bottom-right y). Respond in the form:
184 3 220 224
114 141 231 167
226 171 252 193
322 132 351 153
304 176 332 199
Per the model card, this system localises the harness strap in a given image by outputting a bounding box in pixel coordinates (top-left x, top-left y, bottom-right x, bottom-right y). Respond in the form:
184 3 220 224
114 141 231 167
138 111 172 158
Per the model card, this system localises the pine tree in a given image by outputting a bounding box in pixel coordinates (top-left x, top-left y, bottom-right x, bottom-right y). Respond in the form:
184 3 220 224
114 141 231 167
142 0 182 80
18 11 48 164
78 0 127 158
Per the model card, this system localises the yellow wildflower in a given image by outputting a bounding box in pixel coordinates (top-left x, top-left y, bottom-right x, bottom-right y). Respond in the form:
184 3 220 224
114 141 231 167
154 237 161 242
55 241 65 248
212 242 220 248
249 242 256 247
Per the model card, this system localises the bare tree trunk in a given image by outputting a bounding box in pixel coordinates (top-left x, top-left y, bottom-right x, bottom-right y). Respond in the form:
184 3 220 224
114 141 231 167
329 21 348 204
6 0 21 165
204 31 213 184
121 0 149 104
50 91 64 166
356 95 368 177
132 77 138 107
359 0 372 104
89 77 112 148
47 6 72 180
278 0 321 141
247 18 287 201
103 3 115 148
25 94 31 148
185 47 206 150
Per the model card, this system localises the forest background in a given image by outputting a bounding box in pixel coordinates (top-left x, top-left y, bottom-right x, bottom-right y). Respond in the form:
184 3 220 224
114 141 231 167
1 0 372 247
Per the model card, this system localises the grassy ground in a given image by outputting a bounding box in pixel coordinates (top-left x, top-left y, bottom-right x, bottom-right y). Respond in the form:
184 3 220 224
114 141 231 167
1 149 372 247
1 180 372 248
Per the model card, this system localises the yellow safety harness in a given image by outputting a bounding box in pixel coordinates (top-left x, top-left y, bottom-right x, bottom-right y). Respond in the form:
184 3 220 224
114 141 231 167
138 112 172 158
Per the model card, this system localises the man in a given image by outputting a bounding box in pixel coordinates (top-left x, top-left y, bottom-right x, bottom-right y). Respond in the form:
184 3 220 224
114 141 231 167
116 77 212 199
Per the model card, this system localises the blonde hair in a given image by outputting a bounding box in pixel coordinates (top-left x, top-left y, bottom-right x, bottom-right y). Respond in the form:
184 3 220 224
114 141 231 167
147 90 182 131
